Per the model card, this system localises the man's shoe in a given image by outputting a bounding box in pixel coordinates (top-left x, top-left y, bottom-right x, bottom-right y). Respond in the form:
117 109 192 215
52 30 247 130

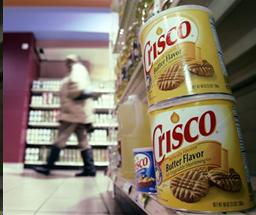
33 145 61 176
77 148 96 177
33 167 50 176
75 171 96 177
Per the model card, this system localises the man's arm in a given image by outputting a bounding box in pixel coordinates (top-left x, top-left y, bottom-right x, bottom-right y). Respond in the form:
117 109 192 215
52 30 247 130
66 81 83 99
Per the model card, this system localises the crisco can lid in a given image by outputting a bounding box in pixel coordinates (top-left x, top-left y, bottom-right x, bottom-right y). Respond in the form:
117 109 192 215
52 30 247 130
148 93 235 112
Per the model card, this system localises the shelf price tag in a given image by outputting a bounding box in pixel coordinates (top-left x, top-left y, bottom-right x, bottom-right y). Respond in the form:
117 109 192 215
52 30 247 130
135 193 149 209
122 182 133 194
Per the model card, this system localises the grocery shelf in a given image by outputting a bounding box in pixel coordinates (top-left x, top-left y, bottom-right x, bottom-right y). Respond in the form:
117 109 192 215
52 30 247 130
90 141 117 146
28 122 60 128
26 81 117 171
24 161 82 166
94 123 118 128
113 175 256 215
26 141 54 145
26 142 77 146
117 61 146 106
92 89 116 94
94 106 116 111
113 0 182 53
24 161 47 165
30 104 61 109
30 105 115 111
31 89 59 93
28 122 118 128
24 161 109 166
114 175 176 215
113 0 138 53
94 161 110 166
26 141 117 146
31 88 115 95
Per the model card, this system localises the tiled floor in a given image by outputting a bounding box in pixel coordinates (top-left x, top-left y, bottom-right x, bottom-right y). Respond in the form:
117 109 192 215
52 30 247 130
3 163 123 215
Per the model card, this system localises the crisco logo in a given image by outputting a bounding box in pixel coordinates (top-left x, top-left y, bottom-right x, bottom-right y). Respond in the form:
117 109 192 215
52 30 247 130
134 153 151 171
142 16 198 74
153 110 216 164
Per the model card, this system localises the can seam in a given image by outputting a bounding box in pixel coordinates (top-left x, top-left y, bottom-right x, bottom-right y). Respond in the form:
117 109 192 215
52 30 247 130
148 93 235 112
139 5 213 38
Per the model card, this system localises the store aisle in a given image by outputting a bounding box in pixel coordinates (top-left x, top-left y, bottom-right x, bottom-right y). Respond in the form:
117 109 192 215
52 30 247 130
3 164 124 215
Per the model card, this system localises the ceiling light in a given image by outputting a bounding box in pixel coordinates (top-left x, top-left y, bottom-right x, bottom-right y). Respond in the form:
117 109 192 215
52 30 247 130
21 43 29 50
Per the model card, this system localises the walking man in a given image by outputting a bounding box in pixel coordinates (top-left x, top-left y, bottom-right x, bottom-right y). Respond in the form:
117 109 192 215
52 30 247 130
34 55 96 177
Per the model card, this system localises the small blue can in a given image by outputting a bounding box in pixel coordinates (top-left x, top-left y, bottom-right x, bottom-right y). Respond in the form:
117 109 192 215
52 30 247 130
133 147 157 193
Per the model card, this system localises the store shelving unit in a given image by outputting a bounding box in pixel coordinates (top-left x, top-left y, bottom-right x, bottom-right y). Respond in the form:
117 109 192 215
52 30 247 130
30 104 61 109
111 174 256 215
94 123 118 128
118 61 146 105
24 80 117 170
31 89 59 93
113 175 176 215
31 89 115 96
28 122 60 127
113 0 138 53
26 141 117 146
111 0 256 214
24 161 110 167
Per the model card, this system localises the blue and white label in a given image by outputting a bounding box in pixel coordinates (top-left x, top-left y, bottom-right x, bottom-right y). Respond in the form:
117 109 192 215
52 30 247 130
135 153 151 171
134 149 157 193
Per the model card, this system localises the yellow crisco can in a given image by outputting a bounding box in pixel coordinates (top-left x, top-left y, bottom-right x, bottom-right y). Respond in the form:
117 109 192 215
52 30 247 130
148 94 255 212
139 5 232 107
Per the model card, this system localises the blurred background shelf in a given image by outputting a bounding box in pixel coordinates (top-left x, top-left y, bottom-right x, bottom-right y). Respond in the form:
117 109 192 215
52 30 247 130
113 0 139 53
30 105 116 111
31 89 59 93
94 106 116 112
25 79 117 171
26 141 117 146
94 123 118 128
24 161 109 167
30 104 61 109
117 61 146 106
28 122 60 127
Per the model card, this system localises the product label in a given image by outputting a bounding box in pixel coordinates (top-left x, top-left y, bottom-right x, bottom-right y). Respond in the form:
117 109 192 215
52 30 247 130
140 8 231 106
134 150 157 193
143 17 198 73
150 99 255 211
135 153 151 171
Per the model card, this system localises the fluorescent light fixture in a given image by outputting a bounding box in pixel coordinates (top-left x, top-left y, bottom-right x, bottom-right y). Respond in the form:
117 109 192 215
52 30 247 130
21 43 29 50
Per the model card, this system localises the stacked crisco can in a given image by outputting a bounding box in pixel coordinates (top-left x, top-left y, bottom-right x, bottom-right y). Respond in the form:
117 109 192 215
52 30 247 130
139 5 255 212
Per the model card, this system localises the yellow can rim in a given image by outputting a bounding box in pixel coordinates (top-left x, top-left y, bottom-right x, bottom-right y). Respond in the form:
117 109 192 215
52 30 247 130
139 4 213 41
148 93 235 113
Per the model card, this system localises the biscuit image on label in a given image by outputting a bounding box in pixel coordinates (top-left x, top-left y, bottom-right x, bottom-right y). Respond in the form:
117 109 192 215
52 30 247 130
170 169 209 203
187 59 214 77
157 63 184 91
208 168 242 192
